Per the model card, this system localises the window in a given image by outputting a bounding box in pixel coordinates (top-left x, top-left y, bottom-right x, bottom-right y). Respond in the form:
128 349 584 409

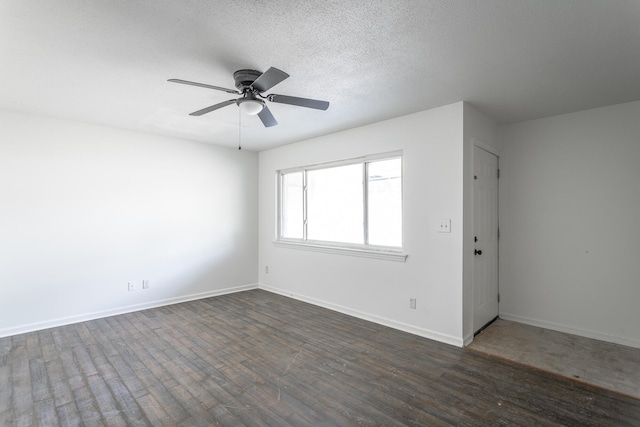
278 153 403 255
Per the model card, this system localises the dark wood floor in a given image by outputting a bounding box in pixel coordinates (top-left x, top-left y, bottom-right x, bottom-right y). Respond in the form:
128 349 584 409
1 290 639 426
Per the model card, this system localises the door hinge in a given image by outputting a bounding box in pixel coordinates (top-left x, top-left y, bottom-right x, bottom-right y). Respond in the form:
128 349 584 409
497 293 501 303
497 169 500 179
497 227 500 241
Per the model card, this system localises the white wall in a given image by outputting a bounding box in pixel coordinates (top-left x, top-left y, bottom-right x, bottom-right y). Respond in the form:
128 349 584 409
259 103 467 346
0 110 258 337
499 100 640 348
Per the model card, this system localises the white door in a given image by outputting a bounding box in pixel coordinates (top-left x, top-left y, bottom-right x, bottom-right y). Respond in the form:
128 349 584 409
473 146 499 333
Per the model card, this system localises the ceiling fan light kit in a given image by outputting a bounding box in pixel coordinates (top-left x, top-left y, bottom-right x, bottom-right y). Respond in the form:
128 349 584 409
237 98 264 115
168 67 329 128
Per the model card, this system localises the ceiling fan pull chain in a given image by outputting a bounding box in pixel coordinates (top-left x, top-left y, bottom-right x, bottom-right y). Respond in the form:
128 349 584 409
238 106 242 150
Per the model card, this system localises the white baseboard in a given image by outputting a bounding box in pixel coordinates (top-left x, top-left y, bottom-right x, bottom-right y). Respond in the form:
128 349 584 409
499 312 640 349
3 282 472 350
463 333 474 347
0 283 259 338
259 283 464 347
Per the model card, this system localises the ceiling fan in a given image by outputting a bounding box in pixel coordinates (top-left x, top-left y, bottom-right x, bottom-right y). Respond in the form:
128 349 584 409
168 67 329 127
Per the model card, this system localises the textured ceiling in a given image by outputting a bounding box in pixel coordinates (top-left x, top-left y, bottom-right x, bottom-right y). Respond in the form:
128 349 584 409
1 1 639 150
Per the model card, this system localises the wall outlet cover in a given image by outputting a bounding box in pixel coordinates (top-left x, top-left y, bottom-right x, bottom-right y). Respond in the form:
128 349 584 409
437 219 451 233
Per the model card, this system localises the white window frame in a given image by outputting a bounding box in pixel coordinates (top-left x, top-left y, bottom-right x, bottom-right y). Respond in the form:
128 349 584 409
275 151 407 262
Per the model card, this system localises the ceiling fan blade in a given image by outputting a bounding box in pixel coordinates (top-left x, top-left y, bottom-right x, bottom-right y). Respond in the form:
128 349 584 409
168 79 240 95
258 105 278 127
268 94 329 110
251 67 289 93
189 100 236 116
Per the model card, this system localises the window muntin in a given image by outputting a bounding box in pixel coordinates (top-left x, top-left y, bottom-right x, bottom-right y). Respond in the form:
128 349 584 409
278 153 402 250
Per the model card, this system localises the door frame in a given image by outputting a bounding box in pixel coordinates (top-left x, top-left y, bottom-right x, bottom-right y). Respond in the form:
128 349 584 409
470 138 500 337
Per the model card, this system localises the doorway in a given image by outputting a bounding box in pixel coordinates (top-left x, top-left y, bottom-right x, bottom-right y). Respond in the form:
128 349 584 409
473 145 499 333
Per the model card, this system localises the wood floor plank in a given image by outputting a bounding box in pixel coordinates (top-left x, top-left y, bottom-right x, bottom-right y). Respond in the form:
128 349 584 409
132 370 183 419
29 357 51 403
105 376 150 426
55 402 81 427
72 385 105 426
37 330 58 363
58 350 84 391
86 374 127 426
33 397 57 426
2 289 640 426
106 354 148 399
71 345 98 378
45 357 73 408
0 364 11 415
136 392 173 427
10 342 33 424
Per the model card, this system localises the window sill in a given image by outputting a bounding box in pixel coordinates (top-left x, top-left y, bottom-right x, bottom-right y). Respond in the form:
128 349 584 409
273 241 408 262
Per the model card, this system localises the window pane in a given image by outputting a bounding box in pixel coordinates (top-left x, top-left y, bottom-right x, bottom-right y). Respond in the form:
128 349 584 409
307 164 363 244
281 172 303 239
367 158 402 247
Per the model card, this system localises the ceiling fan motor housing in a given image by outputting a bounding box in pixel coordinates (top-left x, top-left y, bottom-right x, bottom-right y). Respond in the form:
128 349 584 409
233 69 262 92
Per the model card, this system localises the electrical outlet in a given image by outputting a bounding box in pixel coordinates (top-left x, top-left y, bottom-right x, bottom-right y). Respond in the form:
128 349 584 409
265 266 269 274
142 280 150 289
437 219 451 233
128 281 136 292
410 298 416 309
